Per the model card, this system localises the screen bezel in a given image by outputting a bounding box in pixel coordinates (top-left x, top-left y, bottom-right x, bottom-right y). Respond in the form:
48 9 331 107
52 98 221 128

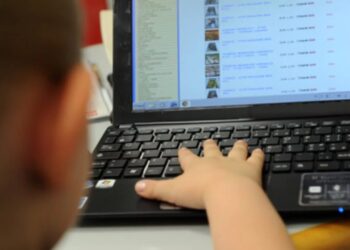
113 0 350 125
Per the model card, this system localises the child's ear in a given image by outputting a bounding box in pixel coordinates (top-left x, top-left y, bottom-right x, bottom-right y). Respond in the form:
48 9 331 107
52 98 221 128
31 64 91 189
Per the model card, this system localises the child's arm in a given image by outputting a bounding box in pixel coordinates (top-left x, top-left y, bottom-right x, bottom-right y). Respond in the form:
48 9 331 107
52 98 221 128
135 140 294 250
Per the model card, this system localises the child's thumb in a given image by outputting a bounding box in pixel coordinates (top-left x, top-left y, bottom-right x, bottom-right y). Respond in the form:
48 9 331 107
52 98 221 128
135 179 177 204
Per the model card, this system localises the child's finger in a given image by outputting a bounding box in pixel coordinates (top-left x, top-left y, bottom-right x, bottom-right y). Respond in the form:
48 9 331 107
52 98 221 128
203 139 222 158
247 148 265 167
135 179 178 204
178 147 198 171
228 140 248 160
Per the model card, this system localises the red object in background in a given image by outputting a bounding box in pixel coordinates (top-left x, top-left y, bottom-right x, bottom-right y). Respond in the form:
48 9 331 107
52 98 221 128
80 0 108 46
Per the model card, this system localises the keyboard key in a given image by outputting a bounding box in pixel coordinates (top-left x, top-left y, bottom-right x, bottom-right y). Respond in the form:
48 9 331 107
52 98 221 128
274 154 292 162
90 169 103 179
108 160 127 169
341 120 350 126
253 125 268 130
304 121 319 128
123 143 141 151
261 138 279 146
162 149 179 158
293 128 311 136
346 135 350 142
317 152 333 161
149 158 167 167
236 125 251 131
127 159 147 168
324 134 342 143
315 127 332 135
248 146 260 154
95 152 121 160
122 151 141 159
344 161 350 170
155 129 169 134
321 121 337 127
104 136 116 144
203 127 218 133
306 143 326 152
135 135 153 142
155 134 172 142
212 132 231 140
303 135 321 144
282 136 300 145
287 122 301 129
182 141 199 149
222 147 231 156
142 142 159 150
190 148 201 156
232 131 250 139
270 124 284 130
92 161 107 169
194 133 211 140
187 127 202 133
329 143 348 152
265 145 283 154
252 131 270 138
165 166 183 177
295 153 314 161
169 158 180 166
272 129 290 137
272 163 291 173
220 126 234 132
124 168 143 178
138 129 153 134
285 144 304 153
220 139 235 147
145 167 164 177
117 136 135 144
162 141 179 149
172 128 186 134
143 150 161 159
100 144 121 152
336 152 350 160
316 162 340 171
294 162 314 172
106 128 122 136
246 138 259 146
102 169 123 179
123 130 137 136
174 134 192 141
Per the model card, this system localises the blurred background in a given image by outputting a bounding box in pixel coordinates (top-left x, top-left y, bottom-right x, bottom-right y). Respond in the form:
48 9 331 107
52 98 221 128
80 0 113 46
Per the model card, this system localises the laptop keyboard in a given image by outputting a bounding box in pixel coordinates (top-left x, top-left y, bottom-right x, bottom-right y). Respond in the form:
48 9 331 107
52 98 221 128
91 119 350 181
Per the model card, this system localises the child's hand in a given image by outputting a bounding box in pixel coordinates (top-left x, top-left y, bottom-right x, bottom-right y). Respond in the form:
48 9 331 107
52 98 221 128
135 140 265 209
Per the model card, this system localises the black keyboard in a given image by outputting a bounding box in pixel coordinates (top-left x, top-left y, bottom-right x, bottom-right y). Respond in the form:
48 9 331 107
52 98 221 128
91 119 350 181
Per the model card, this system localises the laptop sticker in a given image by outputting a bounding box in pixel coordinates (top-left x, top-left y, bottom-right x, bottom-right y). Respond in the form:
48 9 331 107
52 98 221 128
299 173 350 207
95 179 116 189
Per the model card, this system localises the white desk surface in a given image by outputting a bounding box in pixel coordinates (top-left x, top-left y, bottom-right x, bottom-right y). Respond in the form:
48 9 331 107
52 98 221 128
55 119 319 250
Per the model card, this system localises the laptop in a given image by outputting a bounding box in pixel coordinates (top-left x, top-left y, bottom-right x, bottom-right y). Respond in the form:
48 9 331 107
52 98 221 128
82 0 350 219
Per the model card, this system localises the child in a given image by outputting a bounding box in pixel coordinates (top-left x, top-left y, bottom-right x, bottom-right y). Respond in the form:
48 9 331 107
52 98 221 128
0 0 91 249
0 0 294 249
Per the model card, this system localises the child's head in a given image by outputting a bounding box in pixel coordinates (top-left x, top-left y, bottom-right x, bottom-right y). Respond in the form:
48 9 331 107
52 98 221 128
0 0 91 248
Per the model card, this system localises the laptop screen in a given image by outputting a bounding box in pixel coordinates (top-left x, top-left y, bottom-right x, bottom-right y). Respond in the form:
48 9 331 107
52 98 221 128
131 0 350 112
